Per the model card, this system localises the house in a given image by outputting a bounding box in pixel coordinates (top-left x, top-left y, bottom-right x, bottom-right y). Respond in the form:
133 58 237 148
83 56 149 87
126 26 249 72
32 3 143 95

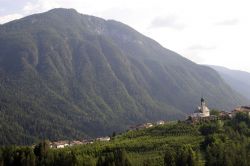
81 139 94 144
232 106 250 116
219 111 232 119
96 136 110 142
144 123 153 128
129 124 144 130
130 123 154 130
156 120 165 125
69 140 83 146
51 141 69 148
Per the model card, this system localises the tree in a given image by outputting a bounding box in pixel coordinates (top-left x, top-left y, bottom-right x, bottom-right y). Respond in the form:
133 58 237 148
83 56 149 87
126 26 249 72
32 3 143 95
114 149 132 166
199 123 219 136
201 135 217 149
165 145 200 166
34 140 50 165
164 147 176 166
233 112 250 127
210 109 220 116
0 148 3 166
97 149 132 166
20 147 35 166
205 142 224 166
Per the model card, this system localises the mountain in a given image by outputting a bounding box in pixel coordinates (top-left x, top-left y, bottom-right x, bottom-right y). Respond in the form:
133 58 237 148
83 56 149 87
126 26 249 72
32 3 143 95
0 8 247 145
209 65 250 100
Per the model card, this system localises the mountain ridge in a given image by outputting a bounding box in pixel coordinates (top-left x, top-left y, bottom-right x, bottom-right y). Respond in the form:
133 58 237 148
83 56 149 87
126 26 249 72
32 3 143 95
209 65 250 100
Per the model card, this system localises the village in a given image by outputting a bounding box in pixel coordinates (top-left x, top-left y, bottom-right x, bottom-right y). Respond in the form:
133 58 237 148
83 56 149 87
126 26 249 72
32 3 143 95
48 119 166 149
186 98 250 123
49 98 250 149
48 120 165 149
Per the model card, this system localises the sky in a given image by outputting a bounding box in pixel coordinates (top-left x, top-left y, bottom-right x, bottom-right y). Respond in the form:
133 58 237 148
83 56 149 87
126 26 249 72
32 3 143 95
1 0 250 72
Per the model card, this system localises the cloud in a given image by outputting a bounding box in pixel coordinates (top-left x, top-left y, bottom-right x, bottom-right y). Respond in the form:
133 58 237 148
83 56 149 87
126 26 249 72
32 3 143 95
184 44 217 63
0 0 61 24
183 51 205 63
187 45 216 51
215 18 239 26
150 15 185 30
94 7 136 22
0 13 23 24
22 0 61 14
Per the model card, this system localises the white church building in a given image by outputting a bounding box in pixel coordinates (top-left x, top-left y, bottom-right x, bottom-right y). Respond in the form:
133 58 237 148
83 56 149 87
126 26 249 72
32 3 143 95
191 98 210 118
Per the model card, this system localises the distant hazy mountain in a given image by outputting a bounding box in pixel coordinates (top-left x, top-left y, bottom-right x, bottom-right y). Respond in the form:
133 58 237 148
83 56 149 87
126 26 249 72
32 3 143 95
209 65 250 100
0 8 247 145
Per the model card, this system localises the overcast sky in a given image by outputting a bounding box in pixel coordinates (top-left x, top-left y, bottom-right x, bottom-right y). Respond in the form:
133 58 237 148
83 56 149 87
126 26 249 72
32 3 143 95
1 0 250 72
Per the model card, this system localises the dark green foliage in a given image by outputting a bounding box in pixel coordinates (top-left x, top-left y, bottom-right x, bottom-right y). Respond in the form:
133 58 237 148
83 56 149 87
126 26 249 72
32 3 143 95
201 115 250 166
0 8 248 145
34 140 49 165
0 117 250 166
97 149 132 166
233 112 250 126
164 147 176 166
170 145 199 166
0 149 3 166
51 151 78 166
205 139 249 166
0 146 35 166
228 112 250 136
209 109 220 116
113 149 132 166
199 123 219 136
201 135 216 150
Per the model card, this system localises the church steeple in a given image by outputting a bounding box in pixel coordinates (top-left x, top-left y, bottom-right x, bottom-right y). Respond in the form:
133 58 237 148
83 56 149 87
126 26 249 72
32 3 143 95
201 97 205 107
201 97 204 103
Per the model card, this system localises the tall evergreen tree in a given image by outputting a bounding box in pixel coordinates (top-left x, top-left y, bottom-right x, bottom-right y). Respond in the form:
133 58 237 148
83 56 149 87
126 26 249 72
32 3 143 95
34 140 50 165
164 147 176 166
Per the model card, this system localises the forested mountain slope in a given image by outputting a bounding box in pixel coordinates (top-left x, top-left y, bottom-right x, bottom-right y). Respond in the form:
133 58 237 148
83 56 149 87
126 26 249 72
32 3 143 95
210 65 250 100
0 8 247 145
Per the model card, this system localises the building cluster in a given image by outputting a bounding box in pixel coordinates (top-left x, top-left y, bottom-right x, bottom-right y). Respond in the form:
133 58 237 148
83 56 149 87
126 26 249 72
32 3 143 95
49 120 167 148
130 120 165 131
49 136 111 148
50 139 91 149
187 98 217 123
96 136 110 142
187 98 250 124
232 106 250 116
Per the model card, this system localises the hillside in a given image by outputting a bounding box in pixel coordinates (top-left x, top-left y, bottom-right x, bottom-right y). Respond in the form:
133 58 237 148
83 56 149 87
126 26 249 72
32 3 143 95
0 8 247 145
210 65 250 100
1 113 250 165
